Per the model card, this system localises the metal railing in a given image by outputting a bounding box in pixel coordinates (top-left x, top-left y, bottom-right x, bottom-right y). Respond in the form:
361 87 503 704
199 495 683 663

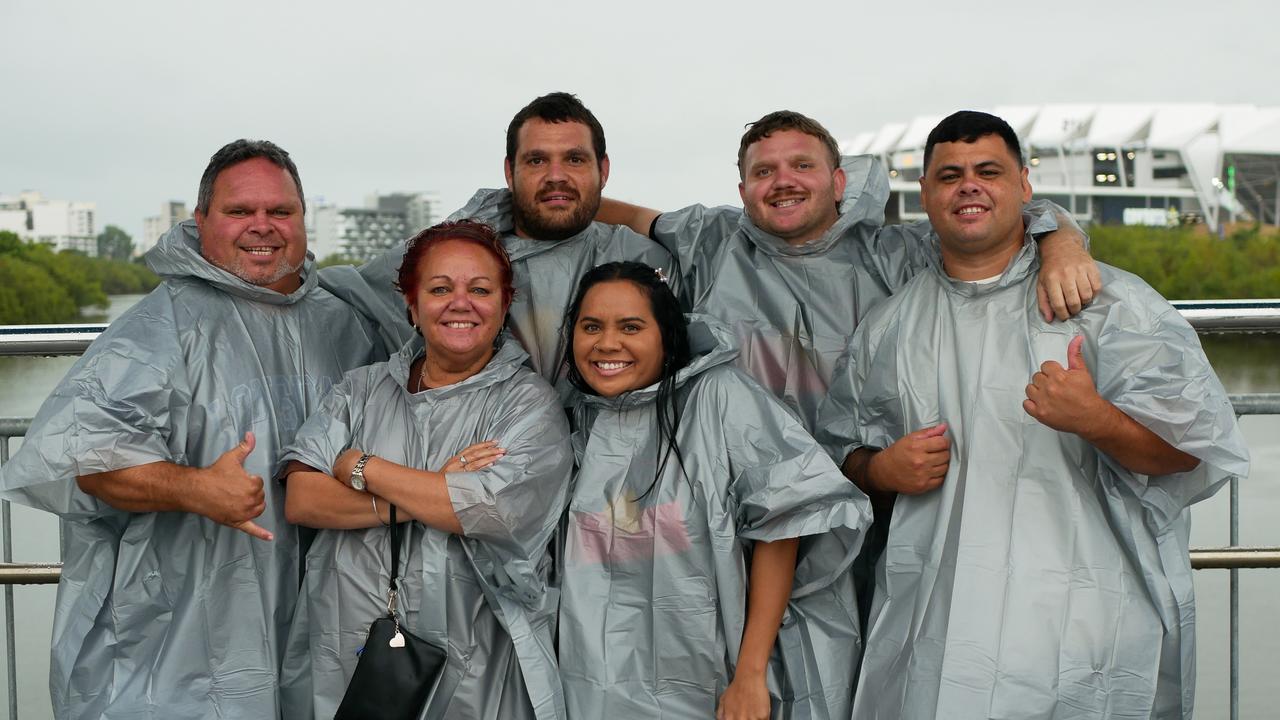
1 302 1279 718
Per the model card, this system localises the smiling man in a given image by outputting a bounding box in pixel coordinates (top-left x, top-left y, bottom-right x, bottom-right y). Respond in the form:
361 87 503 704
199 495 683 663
0 140 381 719
325 92 672 380
819 111 1249 719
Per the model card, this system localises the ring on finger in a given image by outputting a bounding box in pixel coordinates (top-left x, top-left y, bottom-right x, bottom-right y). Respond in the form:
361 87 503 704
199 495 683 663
460 454 469 465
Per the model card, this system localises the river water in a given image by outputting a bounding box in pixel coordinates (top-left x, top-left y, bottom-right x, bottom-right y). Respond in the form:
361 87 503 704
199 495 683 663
0 295 1276 719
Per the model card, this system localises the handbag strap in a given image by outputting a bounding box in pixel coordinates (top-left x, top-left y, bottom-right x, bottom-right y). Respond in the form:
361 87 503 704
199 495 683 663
387 504 401 617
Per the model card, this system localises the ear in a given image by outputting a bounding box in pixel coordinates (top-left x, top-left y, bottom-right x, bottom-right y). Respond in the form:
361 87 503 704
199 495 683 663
832 167 847 199
918 176 928 205
504 158 515 191
194 209 206 233
1020 165 1032 203
599 154 610 188
738 181 747 205
405 297 419 328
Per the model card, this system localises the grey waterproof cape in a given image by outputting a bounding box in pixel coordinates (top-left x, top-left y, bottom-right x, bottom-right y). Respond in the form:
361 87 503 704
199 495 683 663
279 336 573 720
655 155 1073 432
558 316 872 718
818 232 1249 720
319 188 673 379
0 219 381 719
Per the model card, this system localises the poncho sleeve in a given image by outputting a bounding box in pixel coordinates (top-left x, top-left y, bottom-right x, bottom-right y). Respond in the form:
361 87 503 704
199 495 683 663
446 374 573 605
1 291 189 520
651 204 741 308
699 367 871 546
1084 270 1250 529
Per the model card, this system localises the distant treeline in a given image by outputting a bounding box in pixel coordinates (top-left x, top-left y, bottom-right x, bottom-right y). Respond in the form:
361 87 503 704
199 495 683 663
1092 224 1280 300
1 223 1276 326
0 230 159 324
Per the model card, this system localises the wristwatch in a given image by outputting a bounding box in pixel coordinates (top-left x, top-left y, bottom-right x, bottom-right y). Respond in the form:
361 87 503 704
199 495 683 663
349 453 372 492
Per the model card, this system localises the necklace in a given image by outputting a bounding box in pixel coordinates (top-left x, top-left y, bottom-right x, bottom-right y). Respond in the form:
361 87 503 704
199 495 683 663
417 362 430 392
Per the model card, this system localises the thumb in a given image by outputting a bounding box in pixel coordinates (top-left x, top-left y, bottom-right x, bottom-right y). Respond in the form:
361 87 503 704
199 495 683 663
919 422 949 438
1067 335 1087 371
234 519 274 542
1036 284 1052 323
221 432 255 467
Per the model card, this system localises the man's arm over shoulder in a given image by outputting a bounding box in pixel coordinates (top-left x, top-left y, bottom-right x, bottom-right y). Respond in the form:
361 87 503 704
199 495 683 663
597 198 661 238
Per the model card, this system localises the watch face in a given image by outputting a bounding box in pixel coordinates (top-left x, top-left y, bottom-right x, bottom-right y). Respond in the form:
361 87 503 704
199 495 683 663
351 473 366 491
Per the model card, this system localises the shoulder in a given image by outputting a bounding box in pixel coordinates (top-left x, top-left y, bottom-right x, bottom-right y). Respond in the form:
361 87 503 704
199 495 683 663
1084 263 1187 334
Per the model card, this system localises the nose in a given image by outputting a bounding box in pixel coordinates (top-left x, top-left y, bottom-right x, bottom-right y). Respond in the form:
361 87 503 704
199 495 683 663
958 172 982 195
545 158 569 182
594 328 622 351
247 209 273 234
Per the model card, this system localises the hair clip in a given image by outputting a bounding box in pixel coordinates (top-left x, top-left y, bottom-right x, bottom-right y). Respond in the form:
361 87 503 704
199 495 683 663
654 267 670 285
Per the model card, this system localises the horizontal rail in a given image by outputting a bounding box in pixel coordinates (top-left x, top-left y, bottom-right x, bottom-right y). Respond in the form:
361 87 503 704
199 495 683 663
0 564 59 584
0 300 1274 357
1191 547 1280 569
1172 299 1280 332
0 545 1270 585
0 324 109 356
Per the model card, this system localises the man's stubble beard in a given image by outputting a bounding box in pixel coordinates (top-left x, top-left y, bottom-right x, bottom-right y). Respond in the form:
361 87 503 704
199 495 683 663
512 185 601 242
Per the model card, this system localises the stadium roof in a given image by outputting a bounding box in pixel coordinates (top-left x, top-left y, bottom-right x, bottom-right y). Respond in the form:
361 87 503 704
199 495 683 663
840 103 1280 156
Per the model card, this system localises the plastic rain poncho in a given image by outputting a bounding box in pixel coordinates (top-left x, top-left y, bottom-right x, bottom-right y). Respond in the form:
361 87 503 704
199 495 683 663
655 155 1072 433
319 188 673 380
558 317 872 719
279 336 572 720
818 231 1249 720
0 219 381 720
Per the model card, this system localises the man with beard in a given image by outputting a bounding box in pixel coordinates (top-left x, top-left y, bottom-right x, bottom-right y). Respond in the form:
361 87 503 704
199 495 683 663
322 92 670 379
0 140 382 719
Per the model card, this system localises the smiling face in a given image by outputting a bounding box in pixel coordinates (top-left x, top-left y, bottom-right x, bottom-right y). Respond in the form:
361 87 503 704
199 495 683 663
738 129 846 245
195 157 306 293
572 280 664 398
505 118 609 241
407 239 509 372
920 133 1032 271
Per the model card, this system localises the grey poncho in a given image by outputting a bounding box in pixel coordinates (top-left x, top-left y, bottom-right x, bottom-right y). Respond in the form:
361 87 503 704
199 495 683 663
0 220 381 719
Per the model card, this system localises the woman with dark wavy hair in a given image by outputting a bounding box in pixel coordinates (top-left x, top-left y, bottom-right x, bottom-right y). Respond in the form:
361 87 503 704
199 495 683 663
280 220 573 719
556 261 871 720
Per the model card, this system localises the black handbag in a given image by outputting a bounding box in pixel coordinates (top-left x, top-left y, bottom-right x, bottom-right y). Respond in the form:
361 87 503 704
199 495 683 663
334 505 448 720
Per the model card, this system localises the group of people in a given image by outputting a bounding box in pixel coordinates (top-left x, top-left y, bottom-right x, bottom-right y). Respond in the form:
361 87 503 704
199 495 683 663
0 92 1248 720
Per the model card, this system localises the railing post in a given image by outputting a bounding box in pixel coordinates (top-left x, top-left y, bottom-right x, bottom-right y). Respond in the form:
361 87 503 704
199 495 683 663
2 438 17 720
1230 474 1240 720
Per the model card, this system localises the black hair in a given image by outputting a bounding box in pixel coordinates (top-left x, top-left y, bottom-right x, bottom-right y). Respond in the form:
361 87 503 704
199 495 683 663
923 110 1024 172
562 262 692 500
505 92 607 168
196 139 304 215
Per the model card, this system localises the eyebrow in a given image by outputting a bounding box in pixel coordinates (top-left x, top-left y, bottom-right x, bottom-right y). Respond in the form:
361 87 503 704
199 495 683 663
937 159 1004 174
427 275 493 281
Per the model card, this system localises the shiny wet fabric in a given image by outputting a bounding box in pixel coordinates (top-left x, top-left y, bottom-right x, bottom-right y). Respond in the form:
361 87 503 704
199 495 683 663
0 220 381 719
558 317 871 719
819 234 1249 720
279 337 572 720
655 155 1072 433
319 188 673 380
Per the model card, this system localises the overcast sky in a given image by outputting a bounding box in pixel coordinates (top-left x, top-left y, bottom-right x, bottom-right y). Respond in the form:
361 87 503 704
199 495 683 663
3 0 1278 242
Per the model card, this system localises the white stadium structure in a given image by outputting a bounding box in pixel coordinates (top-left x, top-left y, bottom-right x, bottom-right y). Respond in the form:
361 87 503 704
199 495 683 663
842 103 1280 232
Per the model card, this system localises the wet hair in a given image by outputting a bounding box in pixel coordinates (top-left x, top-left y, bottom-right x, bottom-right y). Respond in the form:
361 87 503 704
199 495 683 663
395 219 515 311
562 262 692 499
196 139 304 216
505 92 607 168
923 110 1025 172
737 110 841 179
